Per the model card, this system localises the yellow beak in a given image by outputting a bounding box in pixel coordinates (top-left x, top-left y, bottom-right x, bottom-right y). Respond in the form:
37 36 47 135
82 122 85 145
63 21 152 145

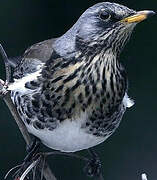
121 10 155 23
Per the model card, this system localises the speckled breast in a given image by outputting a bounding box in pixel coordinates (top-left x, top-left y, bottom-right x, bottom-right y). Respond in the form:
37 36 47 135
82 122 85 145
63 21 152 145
10 71 126 140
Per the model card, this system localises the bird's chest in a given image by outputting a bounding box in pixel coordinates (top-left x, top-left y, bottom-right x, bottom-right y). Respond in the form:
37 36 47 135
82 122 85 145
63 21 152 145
10 59 127 139
72 60 127 136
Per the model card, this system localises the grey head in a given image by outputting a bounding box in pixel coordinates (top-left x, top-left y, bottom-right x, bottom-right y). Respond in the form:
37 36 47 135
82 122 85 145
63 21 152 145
12 2 155 78
54 2 155 57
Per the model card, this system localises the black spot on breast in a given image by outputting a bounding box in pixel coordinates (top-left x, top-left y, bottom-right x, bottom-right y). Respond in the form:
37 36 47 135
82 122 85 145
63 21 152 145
78 93 83 103
33 121 44 130
21 105 25 113
82 103 87 112
55 109 61 115
96 94 100 99
25 111 33 119
89 73 93 83
90 117 96 122
62 89 70 105
42 100 52 109
51 75 64 84
30 81 39 87
32 93 40 99
106 92 110 99
80 72 85 78
101 97 106 104
63 73 77 83
17 96 21 105
71 80 81 91
20 66 23 72
87 67 91 74
46 107 52 117
51 87 55 91
95 121 102 127
102 79 107 90
32 99 40 108
55 85 64 92
68 108 72 115
27 104 35 114
18 108 23 116
61 58 76 68
101 90 105 96
71 102 76 108
107 124 115 131
15 92 19 96
87 96 92 106
85 85 90 97
92 84 97 94
110 73 114 92
93 132 99 136
45 93 51 101
25 118 31 125
25 82 36 90
56 96 62 100
46 82 50 88
61 102 66 107
32 107 40 113
112 117 117 123
51 94 55 99
103 123 108 129
83 79 87 84
37 114 45 122
100 103 103 109
40 108 46 116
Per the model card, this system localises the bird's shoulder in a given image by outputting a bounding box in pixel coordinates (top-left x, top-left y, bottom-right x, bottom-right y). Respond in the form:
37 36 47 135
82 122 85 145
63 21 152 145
23 38 56 63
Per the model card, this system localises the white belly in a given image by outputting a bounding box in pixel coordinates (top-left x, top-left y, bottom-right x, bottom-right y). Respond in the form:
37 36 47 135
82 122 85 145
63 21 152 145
27 118 106 152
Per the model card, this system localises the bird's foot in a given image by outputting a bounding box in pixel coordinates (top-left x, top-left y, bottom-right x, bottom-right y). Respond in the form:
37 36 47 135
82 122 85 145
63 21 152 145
84 149 102 178
25 137 40 162
8 138 41 180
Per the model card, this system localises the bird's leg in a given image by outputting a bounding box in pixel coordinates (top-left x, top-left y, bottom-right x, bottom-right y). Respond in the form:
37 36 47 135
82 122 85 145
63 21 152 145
83 148 103 179
24 137 40 162
45 149 103 179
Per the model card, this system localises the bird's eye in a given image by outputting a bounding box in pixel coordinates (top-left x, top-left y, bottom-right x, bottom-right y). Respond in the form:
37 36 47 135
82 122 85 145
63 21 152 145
99 11 111 21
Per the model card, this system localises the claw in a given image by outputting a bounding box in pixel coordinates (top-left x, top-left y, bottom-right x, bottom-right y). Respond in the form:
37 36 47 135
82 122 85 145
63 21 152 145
25 138 40 162
84 149 102 178
84 157 102 177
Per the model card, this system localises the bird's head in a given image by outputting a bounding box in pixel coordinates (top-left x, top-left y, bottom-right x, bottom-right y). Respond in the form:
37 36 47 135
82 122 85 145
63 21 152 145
72 2 155 55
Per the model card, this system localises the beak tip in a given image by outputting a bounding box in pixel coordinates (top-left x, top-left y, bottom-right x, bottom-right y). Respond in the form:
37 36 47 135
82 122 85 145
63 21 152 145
121 10 155 23
147 10 156 17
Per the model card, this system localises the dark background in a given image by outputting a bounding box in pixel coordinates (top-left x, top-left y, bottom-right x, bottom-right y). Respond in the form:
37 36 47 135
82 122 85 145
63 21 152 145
0 0 156 180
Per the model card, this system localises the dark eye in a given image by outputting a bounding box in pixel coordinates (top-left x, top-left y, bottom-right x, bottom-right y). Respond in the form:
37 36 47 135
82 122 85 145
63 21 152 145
99 11 111 20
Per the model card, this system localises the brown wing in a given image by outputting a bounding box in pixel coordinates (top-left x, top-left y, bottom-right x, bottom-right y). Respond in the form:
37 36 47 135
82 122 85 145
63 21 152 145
23 38 56 63
13 38 57 78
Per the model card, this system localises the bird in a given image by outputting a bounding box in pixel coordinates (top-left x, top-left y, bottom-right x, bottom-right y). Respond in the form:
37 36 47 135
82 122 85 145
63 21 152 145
6 1 155 178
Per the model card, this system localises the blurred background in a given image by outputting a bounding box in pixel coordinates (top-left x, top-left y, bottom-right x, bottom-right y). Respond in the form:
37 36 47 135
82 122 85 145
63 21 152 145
0 0 156 180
